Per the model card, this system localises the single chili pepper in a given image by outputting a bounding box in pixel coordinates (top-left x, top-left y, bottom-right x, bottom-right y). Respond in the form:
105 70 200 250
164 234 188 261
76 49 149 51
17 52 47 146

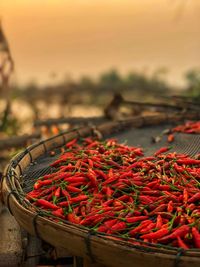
183 189 188 204
69 182 85 188
167 200 174 213
106 160 121 168
36 199 59 210
156 185 171 191
125 216 148 224
97 225 108 233
54 187 61 198
129 220 152 236
102 175 118 186
71 195 89 204
34 179 53 190
38 185 57 197
86 140 99 148
177 236 189 249
66 185 82 193
87 169 98 187
139 195 154 204
52 187 61 204
188 192 200 203
67 212 80 224
119 171 133 179
105 187 113 198
66 138 77 148
80 214 104 226
52 208 65 219
147 181 158 188
133 147 143 156
156 214 163 229
192 227 200 248
26 190 42 200
94 169 107 180
176 159 200 165
140 227 169 240
104 219 118 229
173 163 185 173
140 222 156 234
167 134 174 143
163 191 179 202
61 189 71 199
111 221 126 232
80 206 86 217
118 195 130 202
46 191 55 201
64 176 86 183
59 200 70 207
42 173 58 180
154 147 169 156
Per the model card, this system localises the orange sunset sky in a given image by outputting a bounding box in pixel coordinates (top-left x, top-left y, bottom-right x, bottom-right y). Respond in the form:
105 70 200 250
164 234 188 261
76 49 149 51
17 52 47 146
0 0 200 86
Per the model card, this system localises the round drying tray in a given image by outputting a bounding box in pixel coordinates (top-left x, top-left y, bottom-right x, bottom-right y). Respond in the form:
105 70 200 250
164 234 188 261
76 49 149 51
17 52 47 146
2 113 200 267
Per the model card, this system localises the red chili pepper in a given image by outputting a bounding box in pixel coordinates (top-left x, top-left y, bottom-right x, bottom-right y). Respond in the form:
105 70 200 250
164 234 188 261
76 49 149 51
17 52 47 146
70 195 88 204
102 175 118 186
156 214 163 229
129 220 152 236
167 200 174 213
66 138 77 148
154 147 169 156
61 189 71 199
26 190 42 200
140 222 156 234
67 212 80 224
97 225 108 233
140 227 169 240
133 147 143 156
104 219 118 229
87 169 98 187
80 214 104 226
177 236 189 249
118 195 130 202
188 192 200 203
38 185 57 197
94 169 107 180
34 179 53 190
111 221 126 232
54 187 61 198
36 199 59 210
125 216 148 224
52 208 65 219
167 134 174 143
176 159 200 165
66 185 82 193
139 195 154 204
192 227 200 248
183 189 188 204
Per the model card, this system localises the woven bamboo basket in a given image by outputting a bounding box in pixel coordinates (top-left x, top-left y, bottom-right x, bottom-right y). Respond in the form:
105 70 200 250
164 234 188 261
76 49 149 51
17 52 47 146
2 113 200 267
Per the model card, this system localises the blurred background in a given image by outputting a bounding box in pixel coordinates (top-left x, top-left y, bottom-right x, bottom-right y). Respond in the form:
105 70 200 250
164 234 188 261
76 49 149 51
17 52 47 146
0 0 200 162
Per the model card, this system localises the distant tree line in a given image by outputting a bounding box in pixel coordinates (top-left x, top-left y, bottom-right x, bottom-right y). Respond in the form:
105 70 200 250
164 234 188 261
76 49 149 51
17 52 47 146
13 68 200 105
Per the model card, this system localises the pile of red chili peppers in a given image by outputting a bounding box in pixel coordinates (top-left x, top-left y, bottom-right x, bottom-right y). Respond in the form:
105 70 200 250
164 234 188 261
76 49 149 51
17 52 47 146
26 138 200 250
167 120 200 143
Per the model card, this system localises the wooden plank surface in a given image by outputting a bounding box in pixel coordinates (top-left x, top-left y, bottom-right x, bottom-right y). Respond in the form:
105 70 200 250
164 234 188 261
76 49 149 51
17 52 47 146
0 205 23 266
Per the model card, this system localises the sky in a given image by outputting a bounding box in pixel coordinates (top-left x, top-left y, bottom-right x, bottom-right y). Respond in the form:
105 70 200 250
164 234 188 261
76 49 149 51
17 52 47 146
0 0 200 86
